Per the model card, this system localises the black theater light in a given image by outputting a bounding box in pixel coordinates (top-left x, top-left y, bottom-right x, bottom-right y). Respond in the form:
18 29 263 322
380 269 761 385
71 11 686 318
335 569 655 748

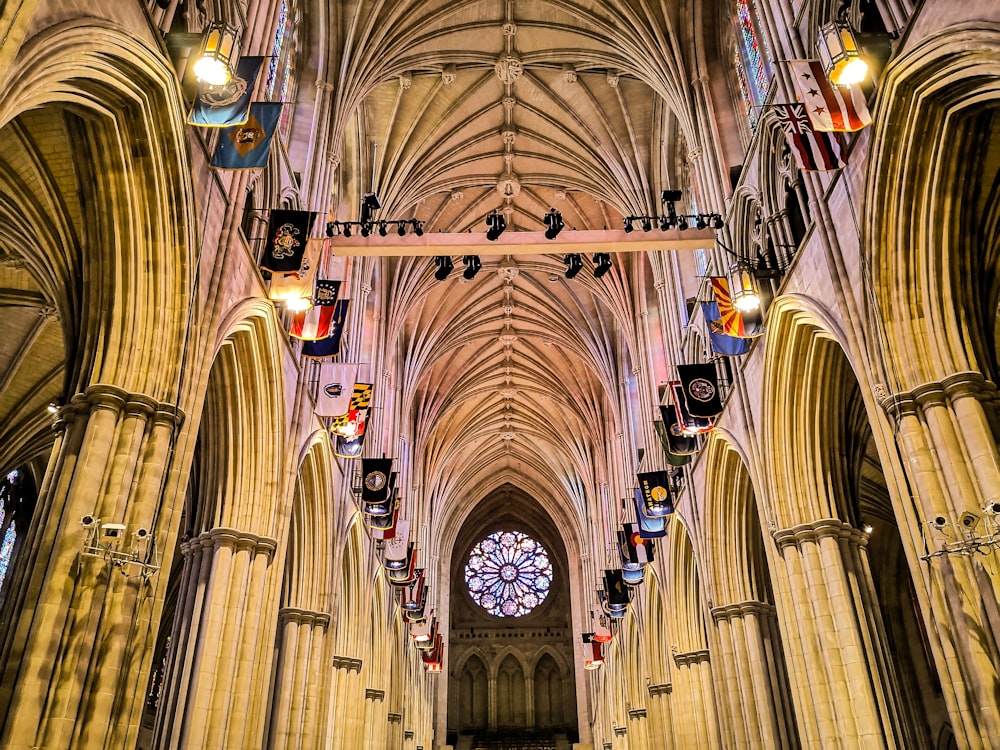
563 254 583 279
462 255 482 279
543 209 564 240
593 253 613 278
485 210 507 241
433 256 453 280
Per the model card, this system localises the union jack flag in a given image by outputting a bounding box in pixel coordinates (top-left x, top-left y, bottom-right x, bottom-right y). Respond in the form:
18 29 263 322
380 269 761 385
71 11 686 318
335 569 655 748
775 103 846 172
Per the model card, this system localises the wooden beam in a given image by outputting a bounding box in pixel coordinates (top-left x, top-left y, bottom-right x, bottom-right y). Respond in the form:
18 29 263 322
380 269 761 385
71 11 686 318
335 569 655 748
325 228 717 257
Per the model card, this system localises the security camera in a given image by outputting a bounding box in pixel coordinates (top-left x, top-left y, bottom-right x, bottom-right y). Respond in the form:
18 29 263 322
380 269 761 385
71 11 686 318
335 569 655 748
101 523 127 539
133 527 150 540
929 516 948 530
959 511 980 530
80 514 97 528
984 501 1000 516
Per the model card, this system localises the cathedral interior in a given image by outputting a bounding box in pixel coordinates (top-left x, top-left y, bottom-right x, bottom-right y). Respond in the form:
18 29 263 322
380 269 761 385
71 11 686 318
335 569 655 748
1 1 999 749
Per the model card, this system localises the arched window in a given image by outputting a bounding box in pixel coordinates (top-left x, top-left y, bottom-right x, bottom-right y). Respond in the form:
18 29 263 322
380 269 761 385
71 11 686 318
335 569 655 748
265 0 300 142
733 0 773 129
0 469 26 593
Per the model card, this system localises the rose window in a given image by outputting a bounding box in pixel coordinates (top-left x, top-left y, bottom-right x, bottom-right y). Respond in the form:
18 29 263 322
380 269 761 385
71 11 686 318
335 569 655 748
464 531 553 617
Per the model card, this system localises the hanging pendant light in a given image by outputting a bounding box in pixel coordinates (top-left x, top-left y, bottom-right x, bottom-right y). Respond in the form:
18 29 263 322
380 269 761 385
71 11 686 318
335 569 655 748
817 19 868 86
193 21 240 86
731 264 761 312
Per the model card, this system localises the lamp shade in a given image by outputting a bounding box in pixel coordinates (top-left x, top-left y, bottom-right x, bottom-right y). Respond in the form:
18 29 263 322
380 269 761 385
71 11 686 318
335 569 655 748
816 20 868 86
732 266 761 313
193 21 240 86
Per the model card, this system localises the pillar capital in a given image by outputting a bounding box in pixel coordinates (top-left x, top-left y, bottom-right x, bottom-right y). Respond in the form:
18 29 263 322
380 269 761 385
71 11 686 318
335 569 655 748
672 649 710 667
278 606 331 628
332 655 363 671
192 527 279 561
646 682 672 697
772 518 868 551
710 599 775 622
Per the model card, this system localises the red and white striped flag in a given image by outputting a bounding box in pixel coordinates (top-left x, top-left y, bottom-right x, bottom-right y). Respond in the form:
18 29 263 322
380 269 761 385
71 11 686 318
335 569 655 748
775 104 846 172
789 60 871 132
289 279 341 339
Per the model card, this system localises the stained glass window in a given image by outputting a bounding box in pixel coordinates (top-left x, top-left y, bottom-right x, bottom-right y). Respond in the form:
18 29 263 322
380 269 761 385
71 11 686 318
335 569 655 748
265 0 299 140
464 531 553 617
734 0 772 128
0 470 19 593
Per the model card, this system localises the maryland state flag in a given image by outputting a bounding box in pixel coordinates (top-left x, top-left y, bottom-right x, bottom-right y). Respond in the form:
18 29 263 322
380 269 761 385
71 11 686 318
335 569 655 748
711 277 764 339
677 363 723 419
315 363 358 417
210 102 282 170
349 383 374 411
604 569 630 608
361 458 393 504
671 381 714 434
637 470 674 517
301 299 350 358
261 210 314 273
290 281 341 340
701 301 751 356
660 405 700 455
333 408 367 458
188 56 265 127
633 488 667 538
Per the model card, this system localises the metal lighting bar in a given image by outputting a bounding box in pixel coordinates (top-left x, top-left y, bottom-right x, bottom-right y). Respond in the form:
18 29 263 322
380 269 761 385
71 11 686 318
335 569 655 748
326 228 717 257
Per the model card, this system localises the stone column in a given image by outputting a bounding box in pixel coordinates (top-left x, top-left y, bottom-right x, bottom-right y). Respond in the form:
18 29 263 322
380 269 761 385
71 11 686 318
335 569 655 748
268 608 332 750
153 527 278 749
363 688 387 750
671 650 720 749
328 656 363 750
771 519 901 748
645 683 673 747
710 601 796 748
626 707 649 750
0 385 183 750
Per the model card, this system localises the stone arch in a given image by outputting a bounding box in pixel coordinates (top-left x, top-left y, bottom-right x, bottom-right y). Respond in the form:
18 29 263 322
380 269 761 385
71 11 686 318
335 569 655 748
335 513 367 658
496 652 527 727
0 21 195 401
457 652 490 731
641 568 671 687
866 24 1000 387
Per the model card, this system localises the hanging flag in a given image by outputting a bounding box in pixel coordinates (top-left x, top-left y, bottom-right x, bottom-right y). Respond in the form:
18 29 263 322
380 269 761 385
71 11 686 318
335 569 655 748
187 56 265 127
604 569 630 607
384 521 410 565
389 546 418 585
617 529 643 572
361 458 393 504
402 569 426 611
659 406 700 456
677 363 723 419
710 277 764 338
301 299 351 358
333 408 367 458
788 60 871 132
775 103 846 172
585 641 604 669
637 470 674 517
269 240 325 304
290 280 341 340
315 363 358 417
624 523 654 564
369 499 399 533
210 102 282 170
622 567 645 586
593 613 613 643
633 488 668 538
671 381 714 434
415 619 439 650
349 383 374 411
261 210 313 274
702 301 751 356
653 416 694 466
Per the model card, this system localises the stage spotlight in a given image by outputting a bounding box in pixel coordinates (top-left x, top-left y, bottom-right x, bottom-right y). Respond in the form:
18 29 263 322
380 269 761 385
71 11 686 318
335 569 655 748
342 224 352 238
676 216 688 230
712 215 725 229
593 253 613 278
563 254 583 279
360 223 371 237
623 218 634 234
413 221 424 236
462 255 482 279
659 216 673 231
641 217 652 232
378 222 388 237
695 215 707 230
396 222 407 236
326 222 336 237
485 210 507 241
433 256 453 280
543 209 564 240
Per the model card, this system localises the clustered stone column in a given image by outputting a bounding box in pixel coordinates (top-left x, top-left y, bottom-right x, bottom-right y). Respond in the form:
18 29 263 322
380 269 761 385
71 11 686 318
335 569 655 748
154 528 278 749
328 656 363 750
670 650 719 748
268 607 332 750
0 385 182 750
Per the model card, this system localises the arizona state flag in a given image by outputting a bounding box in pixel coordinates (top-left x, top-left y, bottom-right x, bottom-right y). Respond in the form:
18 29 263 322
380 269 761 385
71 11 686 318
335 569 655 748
315 363 358 417
210 102 282 170
290 281 341 340
637 470 674 517
604 569 630 607
677 363 723 419
660 405 700 455
671 381 714 434
301 299 350 358
701 301 751 356
361 458 393 504
710 277 764 338
633 488 667 538
261 210 314 273
188 56 265 127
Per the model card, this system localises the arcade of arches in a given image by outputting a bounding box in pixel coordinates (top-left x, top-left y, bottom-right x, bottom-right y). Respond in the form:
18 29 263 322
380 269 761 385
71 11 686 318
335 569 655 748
0 2 998 750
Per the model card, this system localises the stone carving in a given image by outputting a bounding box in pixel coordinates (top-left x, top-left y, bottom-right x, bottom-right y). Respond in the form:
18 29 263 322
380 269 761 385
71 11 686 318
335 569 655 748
497 175 521 198
442 65 457 86
562 65 578 84
399 72 412 89
607 70 620 88
495 55 523 84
